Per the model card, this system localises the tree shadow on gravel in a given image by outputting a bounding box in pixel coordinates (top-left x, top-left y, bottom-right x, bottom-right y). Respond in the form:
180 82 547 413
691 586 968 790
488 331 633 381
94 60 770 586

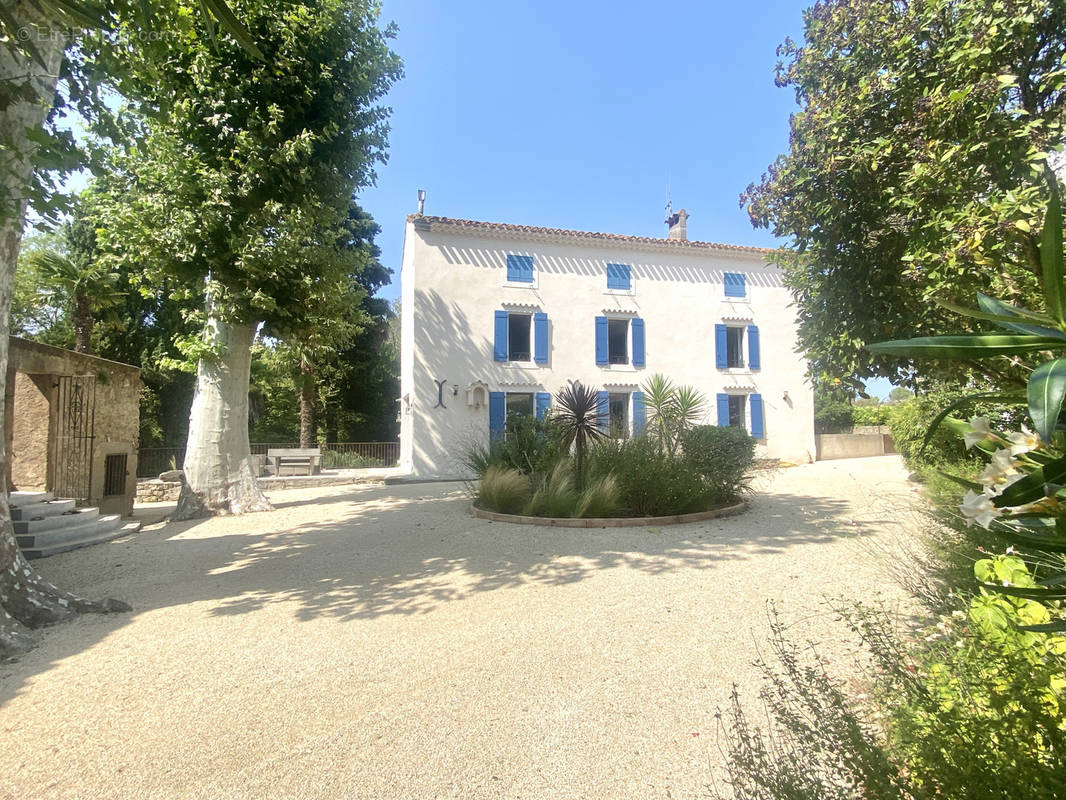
0 476 885 702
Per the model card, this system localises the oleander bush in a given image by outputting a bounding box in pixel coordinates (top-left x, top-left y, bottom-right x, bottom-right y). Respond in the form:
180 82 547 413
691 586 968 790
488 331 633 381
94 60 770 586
585 436 714 517
680 424 756 502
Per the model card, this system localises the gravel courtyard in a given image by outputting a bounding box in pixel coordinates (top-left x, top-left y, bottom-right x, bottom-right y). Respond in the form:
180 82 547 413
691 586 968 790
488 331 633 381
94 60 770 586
0 455 924 800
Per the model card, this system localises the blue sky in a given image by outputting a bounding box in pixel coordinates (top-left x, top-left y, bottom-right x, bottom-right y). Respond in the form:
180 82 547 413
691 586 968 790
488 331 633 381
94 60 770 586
359 0 892 399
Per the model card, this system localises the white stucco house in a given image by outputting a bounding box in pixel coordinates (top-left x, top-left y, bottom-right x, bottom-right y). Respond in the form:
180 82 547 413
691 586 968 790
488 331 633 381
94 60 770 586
398 207 815 478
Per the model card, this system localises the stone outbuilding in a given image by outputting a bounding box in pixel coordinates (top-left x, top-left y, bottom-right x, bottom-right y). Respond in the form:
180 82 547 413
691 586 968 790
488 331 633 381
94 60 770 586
5 337 141 516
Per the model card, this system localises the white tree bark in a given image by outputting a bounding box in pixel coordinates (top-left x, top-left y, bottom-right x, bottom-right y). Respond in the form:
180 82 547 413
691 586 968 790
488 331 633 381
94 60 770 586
175 304 273 518
0 4 129 659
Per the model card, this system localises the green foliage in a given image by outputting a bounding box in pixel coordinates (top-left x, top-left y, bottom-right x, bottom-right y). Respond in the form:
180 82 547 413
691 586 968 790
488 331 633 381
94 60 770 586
554 381 606 488
852 404 895 427
814 385 855 433
641 373 706 456
743 0 1066 392
525 461 579 518
574 474 623 519
890 393 973 471
475 466 531 516
680 424 756 503
586 436 713 517
713 601 1066 800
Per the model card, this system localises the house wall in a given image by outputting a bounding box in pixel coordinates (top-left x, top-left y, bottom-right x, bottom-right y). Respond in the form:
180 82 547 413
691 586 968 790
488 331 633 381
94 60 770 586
399 219 816 478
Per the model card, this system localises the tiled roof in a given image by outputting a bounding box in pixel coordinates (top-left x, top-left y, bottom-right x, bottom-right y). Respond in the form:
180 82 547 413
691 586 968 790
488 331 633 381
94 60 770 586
409 214 773 255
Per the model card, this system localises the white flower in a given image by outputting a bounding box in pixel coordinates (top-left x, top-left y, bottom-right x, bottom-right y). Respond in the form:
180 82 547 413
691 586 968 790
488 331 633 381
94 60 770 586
965 417 993 449
961 489 1002 529
978 448 1024 495
1007 426 1041 456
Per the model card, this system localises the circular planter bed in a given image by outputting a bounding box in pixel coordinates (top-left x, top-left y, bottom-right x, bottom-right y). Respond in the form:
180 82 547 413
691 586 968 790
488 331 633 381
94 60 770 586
469 500 748 528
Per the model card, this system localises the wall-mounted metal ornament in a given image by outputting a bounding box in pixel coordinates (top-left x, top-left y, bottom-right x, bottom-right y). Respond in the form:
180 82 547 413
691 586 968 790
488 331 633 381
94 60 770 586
433 378 448 409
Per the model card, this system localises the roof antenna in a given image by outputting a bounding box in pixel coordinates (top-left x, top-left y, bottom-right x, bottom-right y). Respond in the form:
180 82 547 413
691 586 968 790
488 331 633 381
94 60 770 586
417 189 426 215
665 175 672 221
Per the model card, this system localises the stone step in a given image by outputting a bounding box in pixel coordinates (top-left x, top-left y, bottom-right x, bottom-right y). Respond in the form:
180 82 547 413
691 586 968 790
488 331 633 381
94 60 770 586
14 506 98 535
10 490 55 507
16 510 105 549
22 518 141 559
10 498 77 522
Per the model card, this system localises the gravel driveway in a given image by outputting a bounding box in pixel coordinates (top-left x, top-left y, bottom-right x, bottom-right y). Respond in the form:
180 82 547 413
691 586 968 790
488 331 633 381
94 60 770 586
0 455 923 800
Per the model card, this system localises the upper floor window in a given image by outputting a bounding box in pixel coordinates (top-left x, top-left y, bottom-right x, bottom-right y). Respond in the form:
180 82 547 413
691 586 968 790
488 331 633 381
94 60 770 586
715 323 760 370
726 326 744 368
494 310 549 364
506 254 534 284
608 318 629 364
508 313 531 361
724 271 747 298
595 316 646 368
606 263 632 291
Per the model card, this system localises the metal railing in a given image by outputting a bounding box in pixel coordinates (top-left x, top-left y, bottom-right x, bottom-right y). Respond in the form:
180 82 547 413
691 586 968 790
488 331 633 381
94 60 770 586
137 441 399 478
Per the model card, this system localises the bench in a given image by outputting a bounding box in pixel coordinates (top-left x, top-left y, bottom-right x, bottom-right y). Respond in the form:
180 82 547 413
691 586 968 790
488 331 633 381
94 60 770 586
266 448 321 477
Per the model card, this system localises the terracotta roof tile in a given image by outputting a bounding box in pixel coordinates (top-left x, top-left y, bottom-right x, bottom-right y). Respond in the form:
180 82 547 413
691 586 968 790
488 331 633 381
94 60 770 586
408 214 773 255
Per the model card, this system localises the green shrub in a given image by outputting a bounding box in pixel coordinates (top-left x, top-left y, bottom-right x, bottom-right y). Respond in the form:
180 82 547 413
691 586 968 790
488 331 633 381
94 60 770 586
586 436 713 517
525 460 579 518
852 404 894 427
890 392 971 471
320 449 377 469
475 465 531 514
574 474 623 518
680 425 756 503
461 413 566 478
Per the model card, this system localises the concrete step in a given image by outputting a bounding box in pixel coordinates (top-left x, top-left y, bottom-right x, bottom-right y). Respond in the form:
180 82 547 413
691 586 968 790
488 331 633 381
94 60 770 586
10 498 77 522
14 506 98 535
10 490 54 507
16 510 104 549
22 518 141 559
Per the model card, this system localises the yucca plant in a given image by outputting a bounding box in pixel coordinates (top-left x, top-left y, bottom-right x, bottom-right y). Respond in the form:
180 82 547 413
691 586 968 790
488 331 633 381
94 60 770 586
554 380 606 490
869 174 1066 632
642 373 706 457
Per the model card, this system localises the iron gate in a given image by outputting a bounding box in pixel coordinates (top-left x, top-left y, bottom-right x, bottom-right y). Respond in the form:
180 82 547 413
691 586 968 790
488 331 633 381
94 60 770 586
54 375 96 503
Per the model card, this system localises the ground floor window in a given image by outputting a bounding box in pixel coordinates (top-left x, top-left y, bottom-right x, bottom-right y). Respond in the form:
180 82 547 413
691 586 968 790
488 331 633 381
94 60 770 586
728 394 746 428
506 392 534 419
608 392 629 437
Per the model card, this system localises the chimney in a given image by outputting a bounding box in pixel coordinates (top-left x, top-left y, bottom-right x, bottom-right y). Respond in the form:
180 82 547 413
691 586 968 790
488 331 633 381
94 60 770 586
666 208 689 240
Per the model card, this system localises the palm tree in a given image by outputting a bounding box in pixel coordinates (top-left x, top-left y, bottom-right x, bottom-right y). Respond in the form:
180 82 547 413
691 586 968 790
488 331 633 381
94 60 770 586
642 373 706 457
554 380 606 489
26 248 123 354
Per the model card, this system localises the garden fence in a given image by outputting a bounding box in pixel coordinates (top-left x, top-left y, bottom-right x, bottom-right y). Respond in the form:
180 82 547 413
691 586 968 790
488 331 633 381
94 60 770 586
137 441 399 478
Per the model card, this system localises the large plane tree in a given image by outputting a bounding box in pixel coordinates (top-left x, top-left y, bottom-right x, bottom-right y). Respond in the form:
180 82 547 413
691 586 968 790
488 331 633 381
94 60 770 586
92 0 401 518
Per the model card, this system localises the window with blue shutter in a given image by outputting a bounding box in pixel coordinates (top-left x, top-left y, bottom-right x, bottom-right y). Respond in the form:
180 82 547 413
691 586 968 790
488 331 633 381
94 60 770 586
595 316 609 365
715 324 728 369
493 311 508 361
724 272 746 298
506 254 534 283
716 393 730 426
596 390 610 432
747 325 760 370
534 312 549 364
631 317 645 367
606 263 631 290
750 394 765 438
489 392 506 441
632 391 646 433
535 392 551 420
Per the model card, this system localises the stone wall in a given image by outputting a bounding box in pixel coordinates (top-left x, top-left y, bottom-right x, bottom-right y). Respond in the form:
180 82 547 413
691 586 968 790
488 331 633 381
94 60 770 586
11 373 51 490
136 478 183 503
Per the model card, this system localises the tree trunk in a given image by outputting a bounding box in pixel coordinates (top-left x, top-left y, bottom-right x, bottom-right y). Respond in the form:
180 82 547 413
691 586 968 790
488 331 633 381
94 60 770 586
299 356 315 448
72 289 93 354
175 304 273 519
0 4 129 659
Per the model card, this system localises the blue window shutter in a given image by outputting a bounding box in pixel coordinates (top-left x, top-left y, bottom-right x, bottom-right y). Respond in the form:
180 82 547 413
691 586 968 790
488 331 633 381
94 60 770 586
535 392 551 420
748 325 760 370
724 272 746 298
632 391 646 434
750 394 765 438
507 254 534 283
631 317 645 367
595 316 609 365
489 392 506 441
606 263 631 290
596 390 610 432
533 312 548 364
493 311 508 361
715 324 728 369
716 393 730 426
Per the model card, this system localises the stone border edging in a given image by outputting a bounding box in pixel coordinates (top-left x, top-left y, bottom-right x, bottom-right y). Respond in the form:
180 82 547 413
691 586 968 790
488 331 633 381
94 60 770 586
469 500 748 528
